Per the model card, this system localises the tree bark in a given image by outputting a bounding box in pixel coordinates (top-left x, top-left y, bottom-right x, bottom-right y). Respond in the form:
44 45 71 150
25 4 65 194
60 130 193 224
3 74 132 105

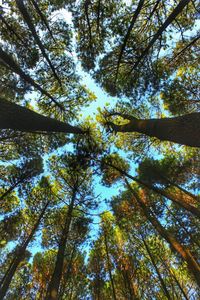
108 112 200 147
126 180 200 287
0 98 83 134
0 201 49 300
45 195 75 300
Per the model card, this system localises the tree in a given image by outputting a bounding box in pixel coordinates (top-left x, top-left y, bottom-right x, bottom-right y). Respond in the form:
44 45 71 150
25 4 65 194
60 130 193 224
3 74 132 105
0 1 199 298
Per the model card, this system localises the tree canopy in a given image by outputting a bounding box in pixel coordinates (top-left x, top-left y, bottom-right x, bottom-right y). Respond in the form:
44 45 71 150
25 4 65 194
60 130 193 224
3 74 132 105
0 0 199 299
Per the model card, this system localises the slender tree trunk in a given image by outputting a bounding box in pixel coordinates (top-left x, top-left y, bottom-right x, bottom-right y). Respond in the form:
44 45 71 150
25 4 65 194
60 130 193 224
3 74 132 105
103 230 117 300
15 0 61 87
0 170 32 201
0 47 63 110
160 257 190 300
141 236 172 300
29 0 56 41
125 180 200 287
131 0 190 70
106 162 200 217
109 112 200 147
45 195 75 300
0 201 49 300
0 98 83 134
161 198 200 248
115 0 145 81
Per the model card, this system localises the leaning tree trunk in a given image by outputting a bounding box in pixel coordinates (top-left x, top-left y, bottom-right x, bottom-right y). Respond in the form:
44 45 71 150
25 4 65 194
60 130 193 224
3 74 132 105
0 201 49 300
106 162 200 217
109 112 200 147
0 98 83 134
125 180 200 287
15 0 61 87
45 195 75 300
141 236 172 300
131 0 190 70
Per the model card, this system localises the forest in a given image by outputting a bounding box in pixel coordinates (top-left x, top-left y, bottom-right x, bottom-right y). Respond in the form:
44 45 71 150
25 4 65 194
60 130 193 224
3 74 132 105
0 0 200 299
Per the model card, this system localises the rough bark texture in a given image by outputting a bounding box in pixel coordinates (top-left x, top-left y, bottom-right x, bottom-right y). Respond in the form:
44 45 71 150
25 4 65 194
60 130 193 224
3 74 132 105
109 112 200 147
0 202 49 299
0 98 83 134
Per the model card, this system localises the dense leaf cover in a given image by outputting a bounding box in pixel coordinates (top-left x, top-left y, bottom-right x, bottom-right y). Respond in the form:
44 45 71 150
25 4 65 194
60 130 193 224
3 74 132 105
0 0 199 299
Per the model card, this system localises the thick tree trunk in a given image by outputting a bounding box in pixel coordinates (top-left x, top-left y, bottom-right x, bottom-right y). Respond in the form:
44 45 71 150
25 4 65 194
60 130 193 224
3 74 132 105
126 180 200 287
110 112 200 147
0 201 49 300
0 98 83 134
45 197 75 300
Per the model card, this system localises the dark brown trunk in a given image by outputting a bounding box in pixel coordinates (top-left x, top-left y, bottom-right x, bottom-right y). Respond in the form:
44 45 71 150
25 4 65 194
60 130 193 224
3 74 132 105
141 237 172 300
111 112 200 147
45 196 75 300
15 0 61 87
126 180 200 287
103 230 117 300
130 0 190 70
0 98 83 134
0 47 63 110
0 201 49 299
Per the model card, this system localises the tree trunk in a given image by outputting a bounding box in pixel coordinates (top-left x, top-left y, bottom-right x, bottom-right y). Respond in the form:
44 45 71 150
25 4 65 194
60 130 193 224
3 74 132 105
45 196 75 300
141 236 172 300
131 0 190 70
110 112 200 147
160 257 190 300
103 230 117 300
30 0 55 42
15 0 61 87
0 98 83 134
0 201 49 300
126 180 200 287
0 47 63 110
106 162 200 217
115 0 145 81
